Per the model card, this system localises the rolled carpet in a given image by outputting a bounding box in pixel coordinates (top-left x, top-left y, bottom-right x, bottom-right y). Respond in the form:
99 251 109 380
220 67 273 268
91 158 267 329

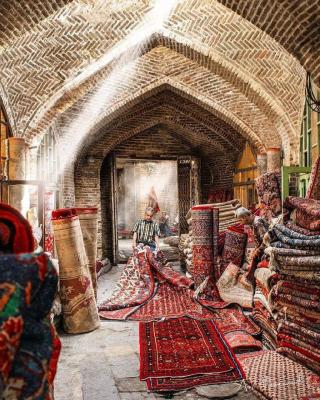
52 208 100 334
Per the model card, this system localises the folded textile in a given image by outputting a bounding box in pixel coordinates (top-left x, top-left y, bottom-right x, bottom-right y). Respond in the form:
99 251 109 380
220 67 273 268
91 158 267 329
274 223 320 240
286 196 320 217
213 306 261 336
0 252 60 399
254 268 276 298
216 263 253 309
277 345 320 375
224 331 262 353
277 310 320 332
239 350 320 399
285 220 320 236
271 226 320 249
265 246 320 257
285 196 320 231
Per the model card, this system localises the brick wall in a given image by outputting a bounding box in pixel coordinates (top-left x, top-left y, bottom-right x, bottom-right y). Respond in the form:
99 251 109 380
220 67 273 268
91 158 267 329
74 124 236 260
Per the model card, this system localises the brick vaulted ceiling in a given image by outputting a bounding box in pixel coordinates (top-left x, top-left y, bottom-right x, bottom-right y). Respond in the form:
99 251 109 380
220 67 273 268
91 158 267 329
77 90 247 163
0 0 316 165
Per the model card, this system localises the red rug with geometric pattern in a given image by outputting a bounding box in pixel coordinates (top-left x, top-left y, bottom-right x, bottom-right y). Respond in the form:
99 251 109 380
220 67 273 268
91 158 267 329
139 317 245 392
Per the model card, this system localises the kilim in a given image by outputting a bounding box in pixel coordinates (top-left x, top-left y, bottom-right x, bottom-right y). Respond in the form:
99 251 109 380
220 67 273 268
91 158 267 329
139 317 244 391
240 351 320 400
0 253 60 400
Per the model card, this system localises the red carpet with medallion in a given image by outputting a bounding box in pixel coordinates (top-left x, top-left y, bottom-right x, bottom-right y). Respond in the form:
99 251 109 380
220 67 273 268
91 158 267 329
139 317 245 392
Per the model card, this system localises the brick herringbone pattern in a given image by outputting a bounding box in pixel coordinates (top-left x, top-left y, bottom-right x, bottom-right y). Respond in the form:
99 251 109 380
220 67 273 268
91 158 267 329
0 0 307 165
216 0 320 86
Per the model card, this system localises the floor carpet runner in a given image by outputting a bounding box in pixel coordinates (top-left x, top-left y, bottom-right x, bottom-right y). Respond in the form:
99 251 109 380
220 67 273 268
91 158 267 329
139 317 244 392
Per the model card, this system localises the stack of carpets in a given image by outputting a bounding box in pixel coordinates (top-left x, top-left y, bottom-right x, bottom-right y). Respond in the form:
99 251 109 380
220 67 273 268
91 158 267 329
266 221 320 373
212 199 241 232
239 350 320 399
213 307 262 353
252 267 278 350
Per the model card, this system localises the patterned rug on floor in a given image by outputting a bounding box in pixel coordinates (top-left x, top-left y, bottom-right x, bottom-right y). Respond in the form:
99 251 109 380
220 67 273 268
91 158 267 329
139 317 244 392
238 350 320 400
130 282 215 321
98 246 194 320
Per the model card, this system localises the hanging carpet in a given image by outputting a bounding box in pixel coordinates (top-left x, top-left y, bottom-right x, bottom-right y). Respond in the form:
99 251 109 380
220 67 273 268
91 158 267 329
139 317 244 392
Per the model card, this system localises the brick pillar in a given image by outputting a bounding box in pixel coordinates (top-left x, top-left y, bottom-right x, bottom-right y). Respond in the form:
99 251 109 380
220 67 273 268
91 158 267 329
267 147 281 172
257 153 267 176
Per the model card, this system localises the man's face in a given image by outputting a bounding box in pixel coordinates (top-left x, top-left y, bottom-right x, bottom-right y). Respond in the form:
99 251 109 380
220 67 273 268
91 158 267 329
145 211 153 221
240 215 252 226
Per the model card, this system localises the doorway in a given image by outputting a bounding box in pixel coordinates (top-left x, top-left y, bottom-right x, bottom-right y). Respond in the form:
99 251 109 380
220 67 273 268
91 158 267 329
115 158 179 262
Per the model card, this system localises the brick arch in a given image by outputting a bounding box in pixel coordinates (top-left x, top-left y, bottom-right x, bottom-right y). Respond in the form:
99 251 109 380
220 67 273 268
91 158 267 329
24 34 296 157
1 4 303 156
75 119 241 258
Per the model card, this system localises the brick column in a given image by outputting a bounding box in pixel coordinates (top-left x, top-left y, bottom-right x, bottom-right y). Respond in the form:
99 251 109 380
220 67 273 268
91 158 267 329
267 147 281 172
256 153 267 176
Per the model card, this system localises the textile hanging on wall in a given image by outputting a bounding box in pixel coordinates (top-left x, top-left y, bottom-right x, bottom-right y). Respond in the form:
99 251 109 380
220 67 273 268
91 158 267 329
306 156 320 200
52 208 100 334
255 171 281 221
0 202 35 254
74 207 98 300
0 252 60 400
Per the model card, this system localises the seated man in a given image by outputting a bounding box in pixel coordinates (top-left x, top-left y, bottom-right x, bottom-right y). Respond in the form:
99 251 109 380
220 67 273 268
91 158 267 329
132 207 161 252
235 207 269 282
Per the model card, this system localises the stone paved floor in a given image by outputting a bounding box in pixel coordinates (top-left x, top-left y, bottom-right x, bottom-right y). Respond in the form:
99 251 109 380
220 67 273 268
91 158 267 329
54 265 258 400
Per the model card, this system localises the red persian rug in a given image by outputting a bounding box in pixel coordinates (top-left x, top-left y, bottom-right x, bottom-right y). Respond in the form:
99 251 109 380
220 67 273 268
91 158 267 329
130 283 215 321
191 205 220 287
139 317 244 392
220 227 247 275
